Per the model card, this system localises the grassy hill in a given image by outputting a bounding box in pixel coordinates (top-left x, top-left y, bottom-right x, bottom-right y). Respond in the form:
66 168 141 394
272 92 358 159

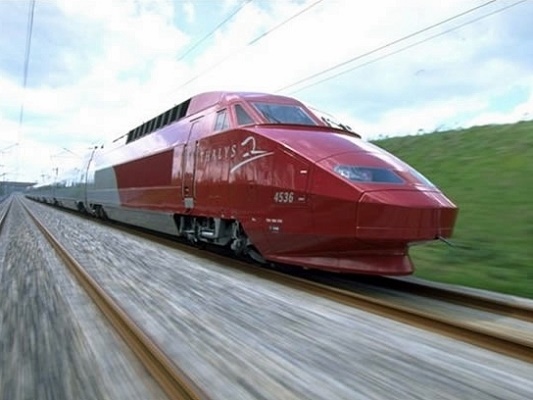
374 120 533 298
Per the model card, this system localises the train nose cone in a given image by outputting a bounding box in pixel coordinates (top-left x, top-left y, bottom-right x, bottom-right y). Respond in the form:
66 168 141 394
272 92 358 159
356 190 458 241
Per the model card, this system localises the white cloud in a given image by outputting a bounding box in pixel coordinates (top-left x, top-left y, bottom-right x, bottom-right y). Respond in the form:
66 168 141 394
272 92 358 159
466 82 533 127
1 0 532 181
183 2 195 24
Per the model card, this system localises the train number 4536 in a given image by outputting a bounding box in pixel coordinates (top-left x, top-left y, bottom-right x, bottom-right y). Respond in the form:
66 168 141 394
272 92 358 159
273 191 294 203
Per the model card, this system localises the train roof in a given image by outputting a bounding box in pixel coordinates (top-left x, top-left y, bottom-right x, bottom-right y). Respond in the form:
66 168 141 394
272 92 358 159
125 91 303 145
188 91 302 115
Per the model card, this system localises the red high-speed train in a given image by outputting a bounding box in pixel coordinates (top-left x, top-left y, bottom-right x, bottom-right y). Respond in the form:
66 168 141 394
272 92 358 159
28 91 457 274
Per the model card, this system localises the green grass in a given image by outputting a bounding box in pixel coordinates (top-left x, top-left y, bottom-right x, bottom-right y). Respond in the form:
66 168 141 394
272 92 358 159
374 120 533 299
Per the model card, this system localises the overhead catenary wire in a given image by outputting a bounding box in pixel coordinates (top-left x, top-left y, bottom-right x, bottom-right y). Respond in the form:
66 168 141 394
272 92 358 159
248 0 325 46
104 0 326 136
276 0 501 94
165 0 325 95
284 0 528 95
177 0 253 62
19 0 36 131
13 0 36 181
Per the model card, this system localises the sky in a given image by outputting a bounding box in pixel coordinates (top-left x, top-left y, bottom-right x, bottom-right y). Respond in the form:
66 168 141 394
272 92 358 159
0 0 532 183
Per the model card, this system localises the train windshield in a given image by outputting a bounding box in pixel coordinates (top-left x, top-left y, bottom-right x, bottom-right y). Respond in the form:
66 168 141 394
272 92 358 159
252 102 317 126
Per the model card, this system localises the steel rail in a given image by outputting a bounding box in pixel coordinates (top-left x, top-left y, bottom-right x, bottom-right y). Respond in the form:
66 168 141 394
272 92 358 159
100 219 533 364
26 198 533 364
21 200 207 400
376 277 533 323
243 268 533 364
0 196 12 234
113 224 533 363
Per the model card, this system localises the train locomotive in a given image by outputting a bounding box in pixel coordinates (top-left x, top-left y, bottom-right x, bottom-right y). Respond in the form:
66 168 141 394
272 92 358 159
28 91 457 275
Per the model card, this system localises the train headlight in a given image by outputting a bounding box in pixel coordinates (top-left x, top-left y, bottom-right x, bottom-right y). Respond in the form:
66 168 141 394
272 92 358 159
333 165 404 183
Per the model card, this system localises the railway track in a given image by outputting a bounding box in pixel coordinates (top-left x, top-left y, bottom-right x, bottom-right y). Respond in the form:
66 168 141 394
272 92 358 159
0 195 12 232
23 198 533 364
61 203 533 364
250 270 533 364
357 275 533 322
294 273 533 362
17 199 207 400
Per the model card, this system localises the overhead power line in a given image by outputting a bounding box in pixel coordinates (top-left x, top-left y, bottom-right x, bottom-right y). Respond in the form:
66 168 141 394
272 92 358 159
19 0 36 130
276 0 502 94
284 0 528 95
177 0 253 62
166 0 325 95
12 0 36 182
248 0 325 45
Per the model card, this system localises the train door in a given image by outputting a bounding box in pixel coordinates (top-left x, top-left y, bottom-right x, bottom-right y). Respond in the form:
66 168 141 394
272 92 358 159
182 120 201 209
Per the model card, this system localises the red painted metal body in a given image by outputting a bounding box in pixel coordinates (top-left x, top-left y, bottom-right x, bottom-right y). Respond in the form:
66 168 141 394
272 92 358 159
91 91 457 274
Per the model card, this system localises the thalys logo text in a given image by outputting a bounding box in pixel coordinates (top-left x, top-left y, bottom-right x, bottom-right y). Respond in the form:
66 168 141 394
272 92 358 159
197 136 274 174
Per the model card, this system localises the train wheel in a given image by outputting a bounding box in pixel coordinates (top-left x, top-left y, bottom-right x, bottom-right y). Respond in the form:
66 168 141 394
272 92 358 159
92 205 108 220
247 247 266 264
230 222 247 255
76 202 87 214
230 222 267 264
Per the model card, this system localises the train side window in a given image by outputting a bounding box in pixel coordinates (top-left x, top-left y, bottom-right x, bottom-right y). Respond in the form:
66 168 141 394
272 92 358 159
169 106 179 122
234 104 254 126
155 114 163 130
214 109 229 132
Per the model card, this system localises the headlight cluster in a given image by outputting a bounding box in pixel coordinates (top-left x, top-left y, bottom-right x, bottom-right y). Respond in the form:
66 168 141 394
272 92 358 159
334 165 404 183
